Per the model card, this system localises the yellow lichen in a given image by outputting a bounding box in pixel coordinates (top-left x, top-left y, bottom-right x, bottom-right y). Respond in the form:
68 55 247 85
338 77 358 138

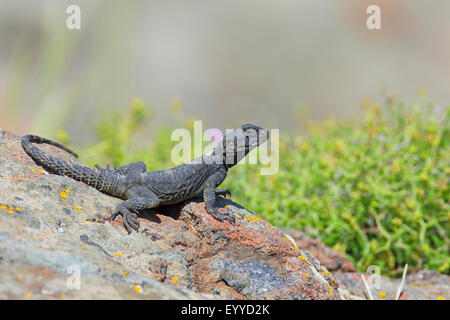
114 252 123 257
133 284 142 293
298 255 309 262
379 291 387 299
38 232 55 239
24 291 32 298
437 296 446 300
73 206 84 212
60 187 71 199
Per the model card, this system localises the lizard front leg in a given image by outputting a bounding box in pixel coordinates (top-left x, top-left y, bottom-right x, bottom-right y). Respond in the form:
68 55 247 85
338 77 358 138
111 187 160 233
204 170 235 223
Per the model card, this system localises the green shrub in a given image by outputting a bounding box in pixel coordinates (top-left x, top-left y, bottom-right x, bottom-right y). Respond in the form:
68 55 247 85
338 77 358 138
61 96 449 277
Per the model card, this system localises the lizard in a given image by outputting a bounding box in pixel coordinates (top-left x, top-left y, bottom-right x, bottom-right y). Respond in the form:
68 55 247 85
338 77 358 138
21 124 270 233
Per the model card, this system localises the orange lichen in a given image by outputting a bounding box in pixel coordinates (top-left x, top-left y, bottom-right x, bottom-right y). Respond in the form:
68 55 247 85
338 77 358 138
133 284 142 293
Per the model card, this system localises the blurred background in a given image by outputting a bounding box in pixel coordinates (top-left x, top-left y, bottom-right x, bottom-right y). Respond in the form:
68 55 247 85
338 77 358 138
1 0 449 143
0 0 448 277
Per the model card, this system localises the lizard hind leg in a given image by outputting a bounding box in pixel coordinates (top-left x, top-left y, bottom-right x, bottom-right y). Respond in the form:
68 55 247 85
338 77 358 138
111 188 160 233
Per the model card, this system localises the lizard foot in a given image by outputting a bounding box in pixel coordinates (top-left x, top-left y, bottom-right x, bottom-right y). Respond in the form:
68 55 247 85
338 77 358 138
206 207 235 224
215 188 232 199
111 205 140 233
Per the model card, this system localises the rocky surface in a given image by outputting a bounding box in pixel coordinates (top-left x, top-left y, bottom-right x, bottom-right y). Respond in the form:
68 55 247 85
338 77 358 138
280 228 356 273
336 270 449 300
0 129 344 300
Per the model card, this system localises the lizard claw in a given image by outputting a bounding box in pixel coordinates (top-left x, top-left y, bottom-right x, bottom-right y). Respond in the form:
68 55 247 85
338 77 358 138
215 189 232 199
206 207 235 224
111 205 140 233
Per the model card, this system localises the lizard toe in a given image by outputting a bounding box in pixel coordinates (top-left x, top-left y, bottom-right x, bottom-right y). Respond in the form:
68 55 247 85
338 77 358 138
222 214 235 223
124 212 140 232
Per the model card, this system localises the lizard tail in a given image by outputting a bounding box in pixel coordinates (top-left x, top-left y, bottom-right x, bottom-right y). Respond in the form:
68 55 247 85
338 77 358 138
21 134 122 195
22 134 79 158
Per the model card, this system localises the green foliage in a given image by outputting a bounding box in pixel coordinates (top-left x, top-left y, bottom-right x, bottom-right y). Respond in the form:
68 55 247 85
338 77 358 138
65 96 449 277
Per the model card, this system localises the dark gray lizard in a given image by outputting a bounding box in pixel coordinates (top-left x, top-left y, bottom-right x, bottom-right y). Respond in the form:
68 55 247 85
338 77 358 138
21 124 269 233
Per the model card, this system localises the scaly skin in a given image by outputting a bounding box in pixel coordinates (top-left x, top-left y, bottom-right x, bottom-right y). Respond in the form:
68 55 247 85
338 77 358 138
21 124 269 233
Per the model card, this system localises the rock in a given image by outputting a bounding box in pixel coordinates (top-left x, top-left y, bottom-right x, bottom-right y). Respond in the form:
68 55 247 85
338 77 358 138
336 271 449 300
280 228 356 273
0 129 345 300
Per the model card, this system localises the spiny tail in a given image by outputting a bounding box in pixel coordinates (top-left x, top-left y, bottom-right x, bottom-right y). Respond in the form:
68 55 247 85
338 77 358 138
21 134 123 196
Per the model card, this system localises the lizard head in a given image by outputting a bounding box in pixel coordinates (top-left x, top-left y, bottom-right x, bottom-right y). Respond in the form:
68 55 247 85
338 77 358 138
215 123 270 168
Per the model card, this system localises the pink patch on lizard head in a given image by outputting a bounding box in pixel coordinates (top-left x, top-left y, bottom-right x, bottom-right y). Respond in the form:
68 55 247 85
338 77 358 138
209 128 223 142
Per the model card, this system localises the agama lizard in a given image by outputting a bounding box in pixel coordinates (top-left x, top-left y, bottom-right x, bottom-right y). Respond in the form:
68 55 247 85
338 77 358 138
21 124 269 233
